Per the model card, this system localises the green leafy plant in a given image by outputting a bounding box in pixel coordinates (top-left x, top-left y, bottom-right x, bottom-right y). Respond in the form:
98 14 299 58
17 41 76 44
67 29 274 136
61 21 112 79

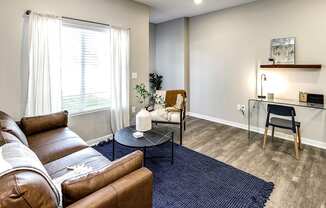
135 83 151 105
149 73 163 92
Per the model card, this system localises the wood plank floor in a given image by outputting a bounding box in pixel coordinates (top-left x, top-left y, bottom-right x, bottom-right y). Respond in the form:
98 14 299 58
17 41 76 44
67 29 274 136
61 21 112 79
172 116 326 208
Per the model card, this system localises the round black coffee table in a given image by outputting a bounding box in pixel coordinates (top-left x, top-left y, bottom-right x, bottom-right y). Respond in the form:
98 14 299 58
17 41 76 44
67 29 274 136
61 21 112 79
113 125 174 164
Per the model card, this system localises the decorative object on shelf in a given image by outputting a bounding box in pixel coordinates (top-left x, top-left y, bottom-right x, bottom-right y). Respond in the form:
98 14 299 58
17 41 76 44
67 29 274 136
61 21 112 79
307 93 324 105
258 74 267 99
299 92 324 104
135 84 152 132
299 92 308 102
267 93 274 100
271 37 296 64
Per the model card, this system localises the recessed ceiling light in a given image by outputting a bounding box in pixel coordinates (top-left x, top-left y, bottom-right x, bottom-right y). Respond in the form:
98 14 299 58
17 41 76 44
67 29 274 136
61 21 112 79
194 0 203 5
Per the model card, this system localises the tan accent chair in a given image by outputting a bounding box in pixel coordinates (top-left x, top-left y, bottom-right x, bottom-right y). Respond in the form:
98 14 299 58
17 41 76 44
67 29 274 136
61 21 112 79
0 111 153 208
149 90 187 145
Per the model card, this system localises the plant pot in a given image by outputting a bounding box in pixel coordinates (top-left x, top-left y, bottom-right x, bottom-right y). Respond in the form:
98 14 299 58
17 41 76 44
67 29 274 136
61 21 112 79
136 108 152 132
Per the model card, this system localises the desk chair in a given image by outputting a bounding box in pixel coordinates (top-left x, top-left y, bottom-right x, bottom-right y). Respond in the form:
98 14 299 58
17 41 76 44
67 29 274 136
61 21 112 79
263 104 302 160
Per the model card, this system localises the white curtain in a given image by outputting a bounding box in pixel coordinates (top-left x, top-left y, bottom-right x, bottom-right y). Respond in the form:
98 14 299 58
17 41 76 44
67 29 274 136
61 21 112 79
109 27 130 132
25 13 62 116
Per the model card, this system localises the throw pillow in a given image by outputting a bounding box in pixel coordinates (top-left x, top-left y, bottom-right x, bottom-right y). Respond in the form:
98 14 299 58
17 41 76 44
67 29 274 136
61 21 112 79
174 94 184 109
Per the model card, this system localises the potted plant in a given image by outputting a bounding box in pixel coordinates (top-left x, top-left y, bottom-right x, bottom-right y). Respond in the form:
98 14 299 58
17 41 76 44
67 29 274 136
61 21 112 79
149 73 163 107
149 73 163 92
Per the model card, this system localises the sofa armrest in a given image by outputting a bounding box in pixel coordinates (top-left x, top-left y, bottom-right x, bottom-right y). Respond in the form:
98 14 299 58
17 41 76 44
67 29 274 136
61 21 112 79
0 171 58 208
62 151 145 206
66 168 153 208
20 111 68 136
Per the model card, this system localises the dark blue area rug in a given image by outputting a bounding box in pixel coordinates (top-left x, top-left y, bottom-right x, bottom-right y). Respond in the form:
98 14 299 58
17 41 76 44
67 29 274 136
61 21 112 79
94 141 273 208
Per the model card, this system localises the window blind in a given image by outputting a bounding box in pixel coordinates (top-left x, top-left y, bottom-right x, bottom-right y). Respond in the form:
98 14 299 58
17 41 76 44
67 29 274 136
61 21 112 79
61 21 111 114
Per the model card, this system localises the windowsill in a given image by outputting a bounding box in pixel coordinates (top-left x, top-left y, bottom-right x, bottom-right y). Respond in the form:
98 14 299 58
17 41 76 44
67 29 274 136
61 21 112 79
69 107 110 117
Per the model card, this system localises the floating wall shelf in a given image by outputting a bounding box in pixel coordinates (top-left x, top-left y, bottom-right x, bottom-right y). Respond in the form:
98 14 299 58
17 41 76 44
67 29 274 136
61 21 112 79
260 64 322 69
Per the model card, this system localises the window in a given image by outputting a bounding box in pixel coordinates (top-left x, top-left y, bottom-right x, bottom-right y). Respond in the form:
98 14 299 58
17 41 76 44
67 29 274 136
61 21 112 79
61 21 111 114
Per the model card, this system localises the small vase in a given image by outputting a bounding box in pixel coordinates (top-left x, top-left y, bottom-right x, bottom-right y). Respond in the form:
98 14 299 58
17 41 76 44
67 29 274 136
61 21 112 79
136 108 152 132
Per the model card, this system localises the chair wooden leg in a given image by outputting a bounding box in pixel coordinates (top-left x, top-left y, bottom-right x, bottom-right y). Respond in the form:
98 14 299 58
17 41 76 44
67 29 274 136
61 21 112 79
271 126 275 142
297 127 303 150
263 127 269 149
294 133 300 160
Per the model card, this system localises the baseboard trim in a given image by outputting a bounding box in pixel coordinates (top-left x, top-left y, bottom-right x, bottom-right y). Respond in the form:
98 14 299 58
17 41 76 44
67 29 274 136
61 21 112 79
87 134 113 146
188 112 326 150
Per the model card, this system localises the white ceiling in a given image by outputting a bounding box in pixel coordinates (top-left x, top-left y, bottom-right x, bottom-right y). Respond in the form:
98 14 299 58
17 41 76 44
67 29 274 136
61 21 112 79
134 0 257 23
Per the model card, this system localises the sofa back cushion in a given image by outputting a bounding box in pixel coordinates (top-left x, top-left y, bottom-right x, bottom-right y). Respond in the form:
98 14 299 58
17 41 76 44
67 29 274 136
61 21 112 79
21 111 68 136
0 111 28 146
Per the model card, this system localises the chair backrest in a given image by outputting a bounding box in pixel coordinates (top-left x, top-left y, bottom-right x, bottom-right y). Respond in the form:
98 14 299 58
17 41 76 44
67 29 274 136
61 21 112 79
267 104 296 117
165 90 187 108
266 104 297 132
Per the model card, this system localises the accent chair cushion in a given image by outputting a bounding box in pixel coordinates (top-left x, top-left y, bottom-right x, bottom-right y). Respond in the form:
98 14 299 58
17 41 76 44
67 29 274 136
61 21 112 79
150 109 181 123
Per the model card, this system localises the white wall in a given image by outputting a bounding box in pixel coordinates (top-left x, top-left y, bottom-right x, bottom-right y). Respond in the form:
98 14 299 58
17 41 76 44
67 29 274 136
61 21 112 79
189 0 326 145
0 0 149 141
155 18 188 90
149 23 156 73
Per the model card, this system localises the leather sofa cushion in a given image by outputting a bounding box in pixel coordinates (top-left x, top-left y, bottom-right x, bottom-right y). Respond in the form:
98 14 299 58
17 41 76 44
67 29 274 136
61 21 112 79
21 111 68 136
61 150 144 206
44 147 111 179
28 127 88 164
0 111 28 146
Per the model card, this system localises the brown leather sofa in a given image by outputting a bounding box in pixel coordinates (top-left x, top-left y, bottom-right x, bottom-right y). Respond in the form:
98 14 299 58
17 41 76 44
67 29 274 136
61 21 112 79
0 111 153 208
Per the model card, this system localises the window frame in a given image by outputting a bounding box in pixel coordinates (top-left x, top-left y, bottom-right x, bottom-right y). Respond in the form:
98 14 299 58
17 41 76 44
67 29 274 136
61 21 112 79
61 20 111 115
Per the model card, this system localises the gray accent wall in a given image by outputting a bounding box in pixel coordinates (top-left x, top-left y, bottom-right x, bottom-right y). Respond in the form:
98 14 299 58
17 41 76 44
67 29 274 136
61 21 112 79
152 18 189 91
149 23 156 73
